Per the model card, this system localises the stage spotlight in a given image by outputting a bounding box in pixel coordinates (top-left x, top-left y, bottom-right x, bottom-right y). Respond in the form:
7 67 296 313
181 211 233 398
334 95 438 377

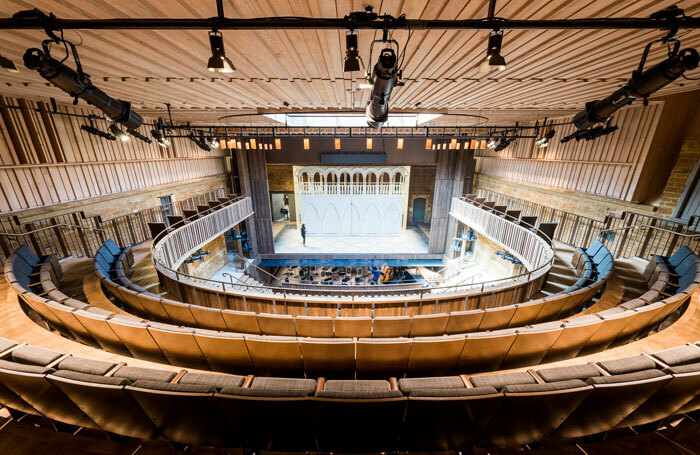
0 54 19 73
397 138 404 150
561 123 618 143
535 129 556 148
109 124 130 142
478 30 507 73
344 31 361 72
81 123 116 141
206 137 220 149
150 130 170 148
366 48 400 128
189 135 211 152
486 137 498 149
207 31 235 73
366 137 373 149
23 48 142 129
275 138 282 149
573 47 699 131
127 128 152 144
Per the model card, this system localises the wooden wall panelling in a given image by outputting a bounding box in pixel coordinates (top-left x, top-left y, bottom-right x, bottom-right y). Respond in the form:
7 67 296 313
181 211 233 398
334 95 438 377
475 103 665 201
0 96 227 212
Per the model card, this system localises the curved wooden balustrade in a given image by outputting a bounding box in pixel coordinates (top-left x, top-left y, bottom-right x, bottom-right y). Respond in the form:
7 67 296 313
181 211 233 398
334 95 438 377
7 242 695 377
100 240 605 337
150 196 556 315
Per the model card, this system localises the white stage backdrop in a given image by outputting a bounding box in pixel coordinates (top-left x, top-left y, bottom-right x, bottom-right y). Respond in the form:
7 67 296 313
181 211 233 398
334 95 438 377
293 166 410 236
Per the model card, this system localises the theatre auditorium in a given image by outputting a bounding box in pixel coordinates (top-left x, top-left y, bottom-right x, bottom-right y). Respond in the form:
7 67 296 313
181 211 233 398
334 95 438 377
1 1 700 453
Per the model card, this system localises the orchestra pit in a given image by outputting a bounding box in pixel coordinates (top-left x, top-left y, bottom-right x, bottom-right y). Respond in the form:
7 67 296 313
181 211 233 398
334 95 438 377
3 1 700 453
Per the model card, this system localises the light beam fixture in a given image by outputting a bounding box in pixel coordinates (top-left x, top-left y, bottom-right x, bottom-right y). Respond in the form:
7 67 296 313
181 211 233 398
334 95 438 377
109 124 129 142
150 129 170 148
303 138 310 150
535 129 556 148
0 54 18 73
366 137 373 149
81 123 116 141
275 138 282 149
366 48 400 128
207 30 235 73
127 128 152 144
335 137 341 149
397 138 404 150
478 30 507 73
344 31 361 72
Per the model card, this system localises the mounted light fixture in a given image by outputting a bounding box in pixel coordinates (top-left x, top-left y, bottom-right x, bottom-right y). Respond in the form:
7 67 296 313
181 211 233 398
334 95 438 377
150 129 170 148
219 138 227 149
81 123 116 141
249 138 256 149
344 31 361 72
109 124 129 142
570 31 698 140
207 30 235 73
335 137 341 149
227 139 236 149
127 128 152 144
494 135 515 152
189 135 211 151
303 138 310 150
359 83 373 89
397 138 404 150
486 137 498 149
478 30 507 73
366 48 400 128
206 137 220 149
535 129 556 148
425 138 432 149
0 54 18 73
275 138 282 149
366 137 373 149
24 48 142 129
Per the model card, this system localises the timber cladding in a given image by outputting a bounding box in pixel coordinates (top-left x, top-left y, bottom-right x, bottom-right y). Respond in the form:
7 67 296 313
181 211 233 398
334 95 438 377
0 96 227 213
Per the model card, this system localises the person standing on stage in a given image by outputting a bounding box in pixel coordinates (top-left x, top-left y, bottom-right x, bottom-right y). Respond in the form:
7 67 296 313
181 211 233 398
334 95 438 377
301 224 307 246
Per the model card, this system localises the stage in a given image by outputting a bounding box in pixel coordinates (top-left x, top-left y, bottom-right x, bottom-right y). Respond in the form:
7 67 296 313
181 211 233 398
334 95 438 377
273 223 430 255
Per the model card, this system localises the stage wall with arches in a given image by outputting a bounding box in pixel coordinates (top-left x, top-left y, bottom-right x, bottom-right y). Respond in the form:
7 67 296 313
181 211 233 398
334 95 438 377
293 166 410 236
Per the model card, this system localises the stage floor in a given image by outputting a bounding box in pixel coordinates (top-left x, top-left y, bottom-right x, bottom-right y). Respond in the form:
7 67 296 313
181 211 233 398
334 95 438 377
273 224 430 254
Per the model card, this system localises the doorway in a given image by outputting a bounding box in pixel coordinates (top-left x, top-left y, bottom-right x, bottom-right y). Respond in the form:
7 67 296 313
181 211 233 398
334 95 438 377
412 198 426 222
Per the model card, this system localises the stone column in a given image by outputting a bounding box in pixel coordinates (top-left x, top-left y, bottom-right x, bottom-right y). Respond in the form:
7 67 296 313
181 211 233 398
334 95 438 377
429 148 471 254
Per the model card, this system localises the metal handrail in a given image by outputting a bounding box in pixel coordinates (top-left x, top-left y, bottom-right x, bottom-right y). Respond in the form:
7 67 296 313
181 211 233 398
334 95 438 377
150 195 556 300
0 223 107 237
599 224 700 238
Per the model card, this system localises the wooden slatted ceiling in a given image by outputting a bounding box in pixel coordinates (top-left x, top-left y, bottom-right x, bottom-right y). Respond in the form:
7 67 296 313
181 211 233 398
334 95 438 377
474 101 664 201
0 96 226 212
0 0 699 121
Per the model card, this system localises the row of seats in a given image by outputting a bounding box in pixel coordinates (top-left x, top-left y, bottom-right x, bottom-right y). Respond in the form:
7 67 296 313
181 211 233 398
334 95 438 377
99 239 607 338
8 245 694 377
0 334 698 450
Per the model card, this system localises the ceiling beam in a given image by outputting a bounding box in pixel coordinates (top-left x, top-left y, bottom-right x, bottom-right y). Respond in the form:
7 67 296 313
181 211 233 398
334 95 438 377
1 14 699 31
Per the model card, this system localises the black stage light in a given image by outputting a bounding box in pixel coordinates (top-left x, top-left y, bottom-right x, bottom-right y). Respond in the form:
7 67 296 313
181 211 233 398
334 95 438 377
478 30 507 73
23 48 142 129
486 137 498 149
189 135 211 152
493 136 514 152
366 48 400 128
573 48 699 130
80 124 116 141
561 123 618 143
151 129 170 148
344 31 361 72
535 129 556 148
109 124 130 142
0 54 19 73
207 31 235 73
206 137 220 149
127 128 152 144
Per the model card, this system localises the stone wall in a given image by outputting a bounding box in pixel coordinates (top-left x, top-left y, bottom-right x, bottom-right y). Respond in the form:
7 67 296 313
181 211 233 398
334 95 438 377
407 165 436 223
14 174 230 223
657 106 700 218
474 174 660 221
266 164 295 192
182 233 227 279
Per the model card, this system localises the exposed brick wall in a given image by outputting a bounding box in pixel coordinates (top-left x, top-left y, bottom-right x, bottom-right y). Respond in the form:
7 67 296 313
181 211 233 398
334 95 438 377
183 234 227 279
407 165 436 223
16 174 230 223
266 164 295 192
657 107 700 217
